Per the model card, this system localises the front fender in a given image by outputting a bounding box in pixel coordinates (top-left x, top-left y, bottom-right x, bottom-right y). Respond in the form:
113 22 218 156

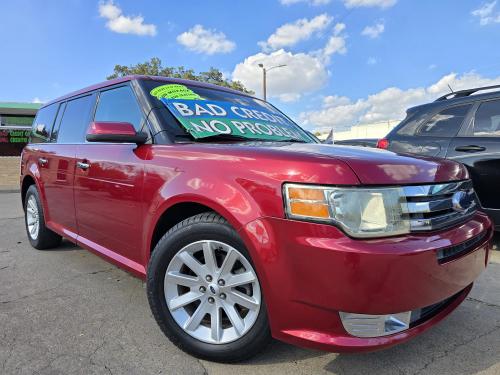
142 172 267 265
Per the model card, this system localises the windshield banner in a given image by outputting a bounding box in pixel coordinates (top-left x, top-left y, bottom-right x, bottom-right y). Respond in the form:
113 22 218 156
160 98 309 142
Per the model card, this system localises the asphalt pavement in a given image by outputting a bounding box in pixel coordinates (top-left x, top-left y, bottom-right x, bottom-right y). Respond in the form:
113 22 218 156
1 192 499 375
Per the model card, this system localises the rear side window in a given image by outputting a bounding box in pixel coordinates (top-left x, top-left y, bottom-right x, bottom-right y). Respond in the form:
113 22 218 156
417 105 471 137
30 104 58 144
94 86 144 131
56 95 94 143
472 99 500 137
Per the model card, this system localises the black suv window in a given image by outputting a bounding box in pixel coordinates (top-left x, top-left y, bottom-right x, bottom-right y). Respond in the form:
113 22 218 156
417 105 471 137
30 104 58 144
94 86 144 131
472 99 500 137
55 95 94 144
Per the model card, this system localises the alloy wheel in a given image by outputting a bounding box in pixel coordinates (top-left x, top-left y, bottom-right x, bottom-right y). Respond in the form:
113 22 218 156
26 195 40 240
164 240 261 344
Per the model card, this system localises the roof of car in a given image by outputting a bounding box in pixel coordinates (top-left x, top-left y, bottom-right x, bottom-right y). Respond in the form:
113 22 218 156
407 88 500 115
43 75 253 108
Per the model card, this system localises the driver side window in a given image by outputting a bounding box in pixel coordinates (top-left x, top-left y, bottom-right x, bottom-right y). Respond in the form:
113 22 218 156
95 86 145 132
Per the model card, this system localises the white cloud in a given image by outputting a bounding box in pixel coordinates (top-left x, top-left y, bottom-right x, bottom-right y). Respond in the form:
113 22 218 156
343 0 396 8
279 0 331 5
299 72 500 132
98 1 157 36
32 97 44 104
177 25 235 55
318 23 347 62
367 57 378 65
471 1 500 25
361 22 385 38
232 49 329 102
259 14 332 51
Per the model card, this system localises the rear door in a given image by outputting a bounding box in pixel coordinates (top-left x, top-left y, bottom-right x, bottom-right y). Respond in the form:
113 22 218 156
389 104 473 157
42 94 96 239
446 98 500 227
74 85 148 265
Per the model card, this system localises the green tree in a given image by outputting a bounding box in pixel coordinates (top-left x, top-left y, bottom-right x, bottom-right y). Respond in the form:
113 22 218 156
107 57 253 94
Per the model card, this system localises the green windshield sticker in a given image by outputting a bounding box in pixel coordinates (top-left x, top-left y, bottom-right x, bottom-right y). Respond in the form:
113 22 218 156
150 84 203 100
160 98 310 142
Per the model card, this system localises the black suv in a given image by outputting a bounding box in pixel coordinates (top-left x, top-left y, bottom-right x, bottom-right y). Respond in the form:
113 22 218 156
378 85 500 230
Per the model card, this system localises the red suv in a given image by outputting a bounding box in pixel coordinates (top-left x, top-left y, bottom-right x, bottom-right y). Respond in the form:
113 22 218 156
21 76 493 362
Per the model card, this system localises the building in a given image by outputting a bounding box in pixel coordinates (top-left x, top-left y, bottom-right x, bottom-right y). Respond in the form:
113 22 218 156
317 120 401 142
0 102 40 156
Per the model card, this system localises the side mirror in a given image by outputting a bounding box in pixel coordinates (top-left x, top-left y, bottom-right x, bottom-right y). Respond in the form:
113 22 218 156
86 122 148 144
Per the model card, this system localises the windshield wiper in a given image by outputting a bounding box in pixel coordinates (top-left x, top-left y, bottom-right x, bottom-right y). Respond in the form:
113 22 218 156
189 134 308 143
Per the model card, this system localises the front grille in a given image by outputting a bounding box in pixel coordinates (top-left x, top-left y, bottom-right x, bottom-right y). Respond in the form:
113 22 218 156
409 288 465 327
436 231 487 264
402 180 478 232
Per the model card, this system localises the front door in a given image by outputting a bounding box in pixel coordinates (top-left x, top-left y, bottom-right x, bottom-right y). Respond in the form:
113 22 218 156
446 98 500 228
74 85 148 265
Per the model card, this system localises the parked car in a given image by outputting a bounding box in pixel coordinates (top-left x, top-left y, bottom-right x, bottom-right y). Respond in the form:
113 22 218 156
378 85 500 231
21 76 493 362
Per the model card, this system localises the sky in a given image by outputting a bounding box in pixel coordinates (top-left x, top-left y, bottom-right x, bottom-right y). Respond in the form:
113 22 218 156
1 0 500 132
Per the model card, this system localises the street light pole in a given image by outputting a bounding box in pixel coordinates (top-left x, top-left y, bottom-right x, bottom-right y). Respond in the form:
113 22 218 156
258 63 286 101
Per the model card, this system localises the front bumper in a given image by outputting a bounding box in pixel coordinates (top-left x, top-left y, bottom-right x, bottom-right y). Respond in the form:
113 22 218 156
239 212 492 352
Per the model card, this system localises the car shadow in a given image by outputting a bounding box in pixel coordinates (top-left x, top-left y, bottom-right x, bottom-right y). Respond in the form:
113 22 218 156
238 300 500 374
40 239 80 252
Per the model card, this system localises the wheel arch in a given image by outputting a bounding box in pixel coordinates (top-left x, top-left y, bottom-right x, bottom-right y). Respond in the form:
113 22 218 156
21 174 37 209
149 201 219 254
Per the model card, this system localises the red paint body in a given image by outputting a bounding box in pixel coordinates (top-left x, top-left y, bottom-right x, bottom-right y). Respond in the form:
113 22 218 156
21 139 493 352
20 76 492 353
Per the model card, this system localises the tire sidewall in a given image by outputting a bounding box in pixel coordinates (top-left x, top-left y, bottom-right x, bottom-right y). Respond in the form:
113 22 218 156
147 216 270 362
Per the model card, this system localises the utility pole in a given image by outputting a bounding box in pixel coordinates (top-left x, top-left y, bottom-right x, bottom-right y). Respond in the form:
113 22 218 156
258 63 286 101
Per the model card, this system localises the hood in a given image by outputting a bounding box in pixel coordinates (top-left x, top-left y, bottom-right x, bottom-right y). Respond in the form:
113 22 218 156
258 143 468 185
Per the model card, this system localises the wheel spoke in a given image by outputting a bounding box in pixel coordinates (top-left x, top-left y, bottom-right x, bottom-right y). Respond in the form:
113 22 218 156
228 290 259 311
166 271 200 288
184 299 210 331
226 271 256 288
27 216 35 225
178 251 206 277
222 303 244 335
219 249 239 278
202 241 217 273
169 291 203 311
210 305 222 342
28 199 37 213
30 222 37 235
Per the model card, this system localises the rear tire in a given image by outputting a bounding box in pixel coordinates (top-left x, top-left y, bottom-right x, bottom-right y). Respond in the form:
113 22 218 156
147 212 271 363
24 185 62 250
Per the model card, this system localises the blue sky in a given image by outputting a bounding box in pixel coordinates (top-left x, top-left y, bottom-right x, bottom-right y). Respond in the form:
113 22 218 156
1 0 500 131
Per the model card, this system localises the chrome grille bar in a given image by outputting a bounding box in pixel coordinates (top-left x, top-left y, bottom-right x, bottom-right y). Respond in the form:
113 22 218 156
402 180 477 232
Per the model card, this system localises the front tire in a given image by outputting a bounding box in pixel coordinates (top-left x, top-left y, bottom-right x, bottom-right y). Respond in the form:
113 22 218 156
147 213 271 362
24 185 62 250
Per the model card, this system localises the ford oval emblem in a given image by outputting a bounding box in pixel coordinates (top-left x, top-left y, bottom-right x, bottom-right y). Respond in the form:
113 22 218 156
451 191 473 212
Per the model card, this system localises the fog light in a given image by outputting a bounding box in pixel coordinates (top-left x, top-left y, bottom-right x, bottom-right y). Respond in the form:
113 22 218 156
339 311 411 338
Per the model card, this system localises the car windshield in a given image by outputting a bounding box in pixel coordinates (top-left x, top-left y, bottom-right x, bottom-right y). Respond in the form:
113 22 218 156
144 80 315 143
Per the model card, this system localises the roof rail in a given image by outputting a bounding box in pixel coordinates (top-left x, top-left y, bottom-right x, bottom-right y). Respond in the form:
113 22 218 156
435 84 500 101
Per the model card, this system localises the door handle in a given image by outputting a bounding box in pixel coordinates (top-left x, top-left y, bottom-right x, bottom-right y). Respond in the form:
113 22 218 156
76 161 90 170
454 145 486 153
38 157 48 166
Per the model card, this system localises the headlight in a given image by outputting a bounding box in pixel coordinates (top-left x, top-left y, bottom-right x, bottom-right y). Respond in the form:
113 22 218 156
283 183 410 238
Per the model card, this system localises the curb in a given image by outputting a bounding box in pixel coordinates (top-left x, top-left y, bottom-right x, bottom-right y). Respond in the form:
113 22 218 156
0 189 20 194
